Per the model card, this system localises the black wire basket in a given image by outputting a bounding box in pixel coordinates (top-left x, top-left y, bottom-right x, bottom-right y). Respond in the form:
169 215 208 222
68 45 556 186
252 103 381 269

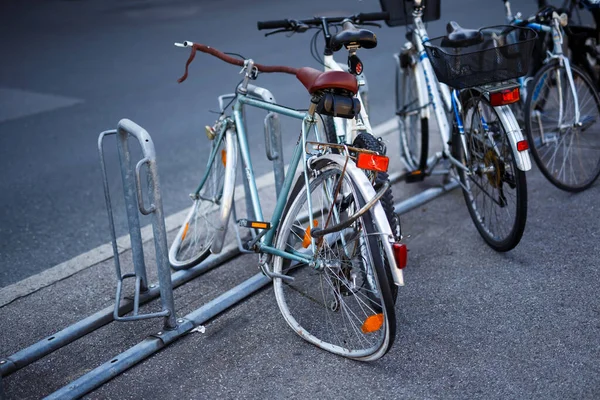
423 25 537 89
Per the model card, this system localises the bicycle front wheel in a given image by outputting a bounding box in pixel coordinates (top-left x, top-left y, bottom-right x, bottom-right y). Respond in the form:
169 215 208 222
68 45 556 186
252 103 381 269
396 59 429 171
455 93 528 252
525 61 600 192
169 132 233 269
272 159 396 361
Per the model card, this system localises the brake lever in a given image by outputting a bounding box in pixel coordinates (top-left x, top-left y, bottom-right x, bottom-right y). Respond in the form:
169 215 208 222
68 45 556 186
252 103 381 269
265 28 290 37
264 21 310 37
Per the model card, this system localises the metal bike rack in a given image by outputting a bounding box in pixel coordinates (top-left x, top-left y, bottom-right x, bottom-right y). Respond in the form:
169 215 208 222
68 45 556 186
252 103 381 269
99 119 176 329
388 151 461 215
0 115 460 399
0 118 274 399
390 169 460 215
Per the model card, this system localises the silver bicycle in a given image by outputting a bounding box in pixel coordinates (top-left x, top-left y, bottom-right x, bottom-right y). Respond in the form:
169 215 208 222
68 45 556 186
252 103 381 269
504 0 600 192
385 0 535 251
257 12 402 241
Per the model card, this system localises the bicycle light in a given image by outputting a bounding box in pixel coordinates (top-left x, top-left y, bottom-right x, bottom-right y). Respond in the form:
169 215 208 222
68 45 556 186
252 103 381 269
489 87 520 106
517 140 529 152
392 242 407 269
356 153 389 173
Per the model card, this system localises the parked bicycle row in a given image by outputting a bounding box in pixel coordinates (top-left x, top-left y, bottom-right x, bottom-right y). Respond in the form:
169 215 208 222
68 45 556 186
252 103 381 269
167 0 600 361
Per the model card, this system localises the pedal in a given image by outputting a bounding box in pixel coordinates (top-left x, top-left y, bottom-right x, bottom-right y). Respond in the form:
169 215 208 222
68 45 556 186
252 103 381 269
404 170 426 183
237 219 271 230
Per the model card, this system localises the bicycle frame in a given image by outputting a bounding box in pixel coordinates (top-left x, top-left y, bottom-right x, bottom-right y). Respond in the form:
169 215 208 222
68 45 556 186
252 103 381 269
404 2 532 172
196 80 403 285
323 54 373 142
507 2 582 125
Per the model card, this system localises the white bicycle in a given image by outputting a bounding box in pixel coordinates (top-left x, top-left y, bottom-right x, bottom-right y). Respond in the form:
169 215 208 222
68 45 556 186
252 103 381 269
384 0 535 251
257 12 401 241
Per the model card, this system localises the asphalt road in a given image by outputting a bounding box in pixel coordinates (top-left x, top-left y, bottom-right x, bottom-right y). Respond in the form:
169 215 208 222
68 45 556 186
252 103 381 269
2 1 600 399
0 0 543 287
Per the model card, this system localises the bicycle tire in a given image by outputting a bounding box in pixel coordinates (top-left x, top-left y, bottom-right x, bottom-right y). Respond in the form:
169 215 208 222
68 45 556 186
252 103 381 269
396 60 429 172
272 158 396 361
454 92 528 252
168 132 233 268
322 115 339 149
525 61 600 192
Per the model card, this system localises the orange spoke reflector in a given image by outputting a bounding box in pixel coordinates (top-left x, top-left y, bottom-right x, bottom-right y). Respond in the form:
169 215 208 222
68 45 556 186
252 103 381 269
221 149 227 166
302 220 318 248
517 140 529 152
361 313 384 333
356 153 389 173
181 222 190 242
489 87 520 106
392 242 407 269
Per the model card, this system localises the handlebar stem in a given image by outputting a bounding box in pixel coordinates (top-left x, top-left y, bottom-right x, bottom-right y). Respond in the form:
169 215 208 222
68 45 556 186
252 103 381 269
321 17 334 56
238 59 256 94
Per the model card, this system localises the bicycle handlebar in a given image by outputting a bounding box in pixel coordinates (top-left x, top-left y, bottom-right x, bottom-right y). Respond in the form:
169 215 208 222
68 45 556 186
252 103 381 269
256 12 389 30
175 42 298 83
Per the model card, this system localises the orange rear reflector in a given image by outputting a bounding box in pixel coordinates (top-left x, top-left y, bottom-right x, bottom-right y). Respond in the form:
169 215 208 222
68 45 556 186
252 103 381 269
302 220 318 248
392 242 407 269
221 149 227 166
181 222 190 242
356 153 389 173
361 313 384 333
489 87 520 106
517 140 529 152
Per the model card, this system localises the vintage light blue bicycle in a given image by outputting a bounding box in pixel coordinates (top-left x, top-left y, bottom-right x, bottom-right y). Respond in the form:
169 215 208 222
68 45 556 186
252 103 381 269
168 41 407 360
384 0 535 251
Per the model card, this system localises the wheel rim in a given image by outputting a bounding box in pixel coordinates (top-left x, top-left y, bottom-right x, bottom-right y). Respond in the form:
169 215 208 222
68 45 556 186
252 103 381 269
273 166 390 359
398 66 423 170
528 65 600 189
462 98 523 246
170 139 226 266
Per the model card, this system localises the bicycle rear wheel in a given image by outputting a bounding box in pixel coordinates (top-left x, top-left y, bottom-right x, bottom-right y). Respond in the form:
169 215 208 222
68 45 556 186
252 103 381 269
525 61 600 192
169 132 233 269
396 59 429 172
455 93 528 252
272 159 396 361
321 118 402 242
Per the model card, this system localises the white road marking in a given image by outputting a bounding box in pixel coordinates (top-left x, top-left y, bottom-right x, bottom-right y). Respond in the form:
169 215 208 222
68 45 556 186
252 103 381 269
0 117 398 307
0 88 83 123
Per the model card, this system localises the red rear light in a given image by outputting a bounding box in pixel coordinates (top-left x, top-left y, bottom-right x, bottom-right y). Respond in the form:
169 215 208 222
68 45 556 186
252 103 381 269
356 153 389 173
517 140 529 152
392 243 407 269
489 87 520 106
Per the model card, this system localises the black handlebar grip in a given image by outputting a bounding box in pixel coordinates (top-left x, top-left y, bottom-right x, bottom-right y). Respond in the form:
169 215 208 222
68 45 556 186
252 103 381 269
257 19 291 30
355 12 390 22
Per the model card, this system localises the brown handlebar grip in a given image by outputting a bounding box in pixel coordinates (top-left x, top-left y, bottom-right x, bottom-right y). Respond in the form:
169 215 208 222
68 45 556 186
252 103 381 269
178 43 298 83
